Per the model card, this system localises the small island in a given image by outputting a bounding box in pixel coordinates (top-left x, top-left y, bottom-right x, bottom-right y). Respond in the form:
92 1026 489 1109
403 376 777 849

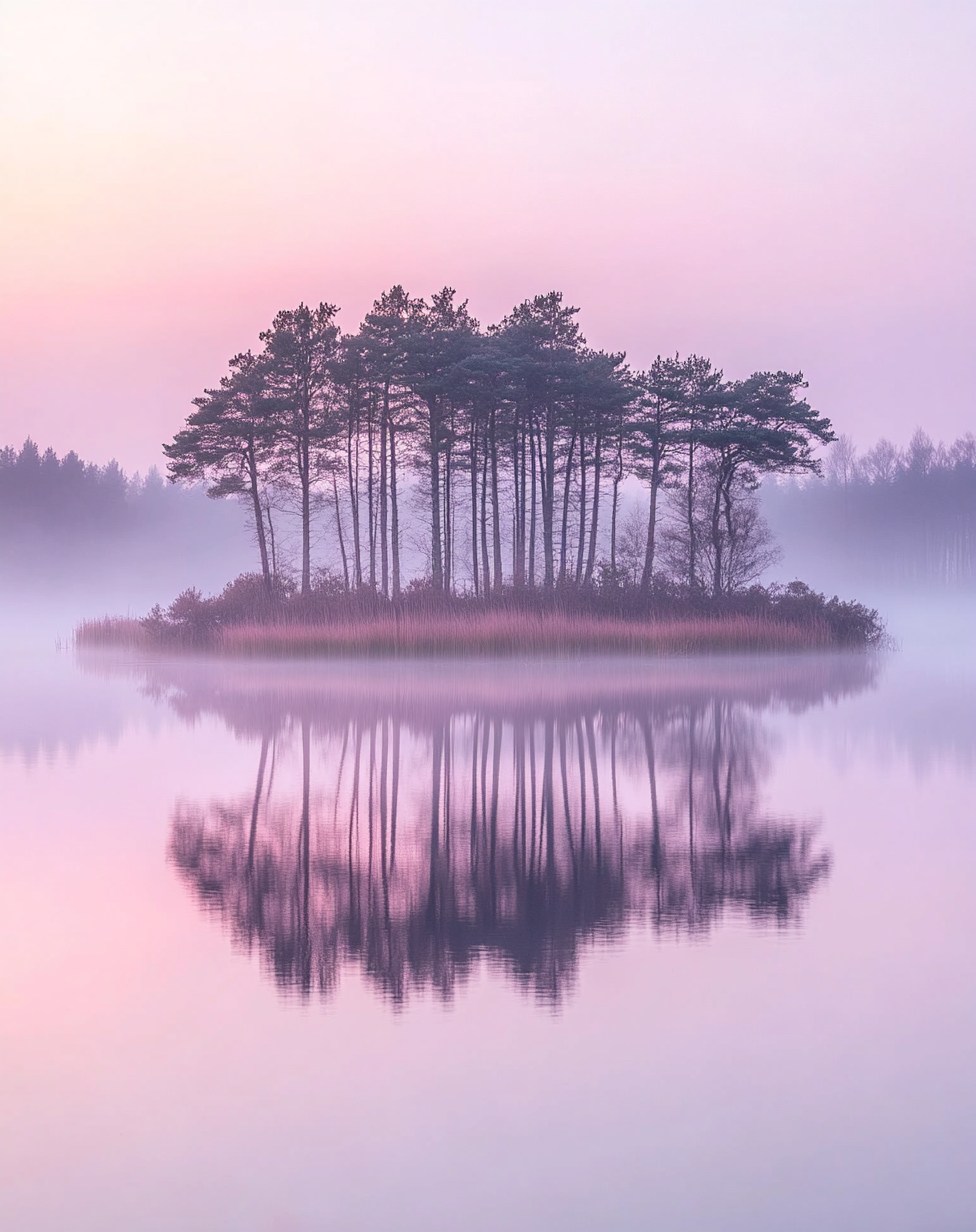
75 286 885 656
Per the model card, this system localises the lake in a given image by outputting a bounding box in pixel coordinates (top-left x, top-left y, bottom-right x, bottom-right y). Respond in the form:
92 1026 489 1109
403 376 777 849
1 612 974 1231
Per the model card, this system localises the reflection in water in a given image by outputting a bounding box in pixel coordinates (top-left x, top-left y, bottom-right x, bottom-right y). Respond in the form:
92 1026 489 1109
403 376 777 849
130 656 877 1005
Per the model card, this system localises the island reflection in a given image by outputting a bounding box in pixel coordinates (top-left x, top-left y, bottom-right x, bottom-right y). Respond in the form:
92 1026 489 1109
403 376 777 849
105 654 879 1006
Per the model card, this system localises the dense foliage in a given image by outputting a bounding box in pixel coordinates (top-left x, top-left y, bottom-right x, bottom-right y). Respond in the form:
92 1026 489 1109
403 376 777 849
97 573 882 652
165 288 835 600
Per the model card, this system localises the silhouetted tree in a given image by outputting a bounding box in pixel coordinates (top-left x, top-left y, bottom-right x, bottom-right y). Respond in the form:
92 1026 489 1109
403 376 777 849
164 351 275 588
259 302 341 595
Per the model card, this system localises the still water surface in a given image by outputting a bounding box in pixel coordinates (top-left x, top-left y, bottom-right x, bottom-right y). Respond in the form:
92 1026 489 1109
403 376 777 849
1 631 974 1231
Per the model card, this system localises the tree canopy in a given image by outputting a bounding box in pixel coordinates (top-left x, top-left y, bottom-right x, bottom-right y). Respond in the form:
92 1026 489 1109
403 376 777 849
165 286 836 598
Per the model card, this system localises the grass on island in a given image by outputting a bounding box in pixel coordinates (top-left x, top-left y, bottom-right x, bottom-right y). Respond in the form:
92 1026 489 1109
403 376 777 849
76 609 841 658
74 573 886 657
221 611 836 657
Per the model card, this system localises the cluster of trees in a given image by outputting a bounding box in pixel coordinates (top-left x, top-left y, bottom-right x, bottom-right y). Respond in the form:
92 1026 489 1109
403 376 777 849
765 428 976 586
0 439 131 527
0 438 222 538
0 438 250 592
166 288 835 600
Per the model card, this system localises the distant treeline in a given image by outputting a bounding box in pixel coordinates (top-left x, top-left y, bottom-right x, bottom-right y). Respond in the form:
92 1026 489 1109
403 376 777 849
166 288 835 600
0 438 249 593
764 429 976 586
0 438 134 528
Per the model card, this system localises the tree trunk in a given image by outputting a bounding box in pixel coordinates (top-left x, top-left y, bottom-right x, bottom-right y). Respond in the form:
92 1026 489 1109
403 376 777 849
390 424 401 600
721 477 736 596
542 404 556 588
480 438 491 597
264 495 278 578
513 411 526 587
380 385 389 598
470 418 480 597
245 444 271 589
584 431 602 584
610 420 624 584
575 434 587 583
347 413 362 589
559 428 577 583
686 437 697 589
529 424 538 587
300 459 311 596
332 473 350 590
640 457 661 593
489 406 503 592
367 401 376 590
444 430 453 594
429 397 443 591
710 470 724 598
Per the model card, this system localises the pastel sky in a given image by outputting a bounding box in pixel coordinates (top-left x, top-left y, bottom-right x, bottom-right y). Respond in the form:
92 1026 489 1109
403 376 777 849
1 0 973 472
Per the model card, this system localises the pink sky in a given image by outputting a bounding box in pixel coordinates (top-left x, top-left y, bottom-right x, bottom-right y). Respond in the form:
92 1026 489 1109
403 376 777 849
1 0 974 472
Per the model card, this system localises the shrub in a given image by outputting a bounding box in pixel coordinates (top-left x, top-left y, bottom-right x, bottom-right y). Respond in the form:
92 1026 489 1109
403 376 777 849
75 572 886 654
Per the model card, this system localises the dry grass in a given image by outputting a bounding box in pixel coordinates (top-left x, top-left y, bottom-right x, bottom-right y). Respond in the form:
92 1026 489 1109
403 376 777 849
74 616 151 649
75 609 841 658
219 611 834 658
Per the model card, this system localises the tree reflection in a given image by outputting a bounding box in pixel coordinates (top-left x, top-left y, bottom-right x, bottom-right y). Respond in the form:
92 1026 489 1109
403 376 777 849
165 657 862 1004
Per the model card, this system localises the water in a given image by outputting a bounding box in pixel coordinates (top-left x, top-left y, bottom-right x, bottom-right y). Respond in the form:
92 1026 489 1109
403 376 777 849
1 626 974 1231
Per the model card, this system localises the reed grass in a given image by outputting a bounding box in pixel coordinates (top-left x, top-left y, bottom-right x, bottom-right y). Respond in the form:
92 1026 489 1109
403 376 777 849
75 606 858 658
74 616 151 649
220 610 833 657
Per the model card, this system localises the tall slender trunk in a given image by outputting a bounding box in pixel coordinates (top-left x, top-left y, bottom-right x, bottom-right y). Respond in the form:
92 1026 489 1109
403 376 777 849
245 444 271 589
529 424 538 587
264 495 278 578
721 480 736 597
514 411 527 586
367 401 376 590
489 406 503 591
559 428 577 583
429 397 444 591
640 456 661 593
584 431 602 584
380 387 389 598
574 434 587 583
470 418 480 597
332 473 350 590
710 469 724 598
347 411 362 588
390 425 401 600
300 437 311 596
444 433 453 594
686 433 697 589
610 420 624 583
479 439 490 597
542 404 556 588
511 412 524 587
